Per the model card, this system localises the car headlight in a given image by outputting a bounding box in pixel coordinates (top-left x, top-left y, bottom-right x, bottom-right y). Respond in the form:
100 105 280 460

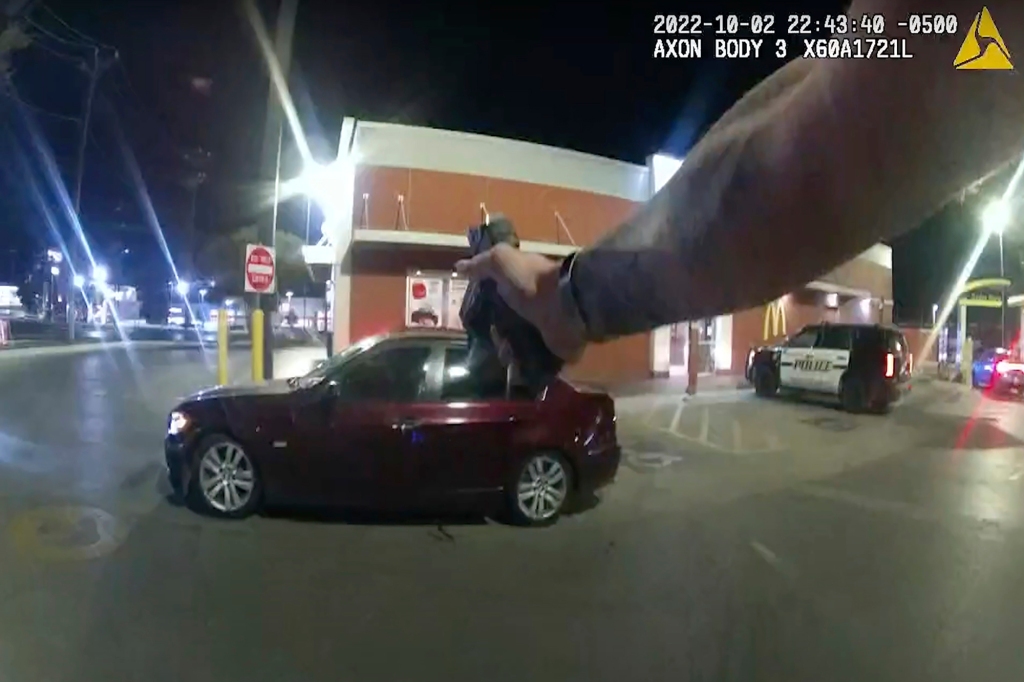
167 411 190 436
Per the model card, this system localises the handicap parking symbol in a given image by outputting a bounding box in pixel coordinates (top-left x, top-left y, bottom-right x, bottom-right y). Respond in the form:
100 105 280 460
623 449 684 474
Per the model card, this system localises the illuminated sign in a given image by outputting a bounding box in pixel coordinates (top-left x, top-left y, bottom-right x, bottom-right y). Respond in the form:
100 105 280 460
763 298 787 340
959 293 1004 308
958 278 1011 308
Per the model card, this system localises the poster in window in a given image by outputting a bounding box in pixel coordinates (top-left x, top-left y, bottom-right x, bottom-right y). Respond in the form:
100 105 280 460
406 275 444 328
446 277 469 330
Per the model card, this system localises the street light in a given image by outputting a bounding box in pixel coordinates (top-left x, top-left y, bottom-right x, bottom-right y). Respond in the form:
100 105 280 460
73 274 85 288
284 158 358 220
982 199 1010 235
176 280 190 297
199 288 208 303
50 265 60 277
981 199 1010 346
92 265 109 284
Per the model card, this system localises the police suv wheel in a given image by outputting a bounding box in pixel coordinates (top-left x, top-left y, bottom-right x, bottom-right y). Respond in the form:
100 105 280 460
754 367 778 397
839 376 866 413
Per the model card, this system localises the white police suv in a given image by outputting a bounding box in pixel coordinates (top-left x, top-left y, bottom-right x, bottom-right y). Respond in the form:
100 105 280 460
746 323 912 413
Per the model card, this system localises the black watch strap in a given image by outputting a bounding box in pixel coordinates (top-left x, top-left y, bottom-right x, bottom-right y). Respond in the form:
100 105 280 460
557 252 590 337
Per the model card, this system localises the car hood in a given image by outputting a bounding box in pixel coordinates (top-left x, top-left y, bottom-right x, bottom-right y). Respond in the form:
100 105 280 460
186 378 295 403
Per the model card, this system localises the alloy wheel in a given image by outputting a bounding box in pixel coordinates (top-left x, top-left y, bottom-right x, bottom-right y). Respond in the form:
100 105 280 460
198 441 256 513
515 454 569 522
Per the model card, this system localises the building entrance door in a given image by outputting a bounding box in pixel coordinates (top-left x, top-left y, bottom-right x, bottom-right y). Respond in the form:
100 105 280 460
668 320 716 377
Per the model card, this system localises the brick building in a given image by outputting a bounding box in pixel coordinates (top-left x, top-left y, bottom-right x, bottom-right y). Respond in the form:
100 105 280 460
302 119 892 384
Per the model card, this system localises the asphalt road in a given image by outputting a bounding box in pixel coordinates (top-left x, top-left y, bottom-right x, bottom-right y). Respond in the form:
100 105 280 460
1 346 1024 682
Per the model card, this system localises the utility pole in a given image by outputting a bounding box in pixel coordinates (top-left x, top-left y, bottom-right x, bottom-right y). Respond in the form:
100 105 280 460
67 46 116 339
255 0 299 379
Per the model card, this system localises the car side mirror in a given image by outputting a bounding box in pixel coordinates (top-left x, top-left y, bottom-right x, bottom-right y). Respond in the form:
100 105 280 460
321 380 342 402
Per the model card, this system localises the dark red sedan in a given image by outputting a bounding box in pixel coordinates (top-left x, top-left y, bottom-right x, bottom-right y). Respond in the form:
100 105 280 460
165 330 621 525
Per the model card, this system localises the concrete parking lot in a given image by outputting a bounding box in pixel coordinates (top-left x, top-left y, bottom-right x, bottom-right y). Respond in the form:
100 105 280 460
1 346 1024 681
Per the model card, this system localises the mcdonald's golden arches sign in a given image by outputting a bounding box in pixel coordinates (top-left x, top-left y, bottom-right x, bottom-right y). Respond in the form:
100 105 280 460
763 298 786 340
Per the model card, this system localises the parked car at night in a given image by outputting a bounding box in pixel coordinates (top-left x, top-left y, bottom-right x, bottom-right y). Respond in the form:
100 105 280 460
972 347 1024 397
747 322 912 413
165 330 620 525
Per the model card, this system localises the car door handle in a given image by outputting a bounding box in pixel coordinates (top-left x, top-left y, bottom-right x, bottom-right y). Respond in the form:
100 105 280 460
393 419 422 433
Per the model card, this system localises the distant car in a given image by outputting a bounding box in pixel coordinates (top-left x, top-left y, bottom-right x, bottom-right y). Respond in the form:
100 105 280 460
165 330 620 525
747 322 912 413
971 348 1024 396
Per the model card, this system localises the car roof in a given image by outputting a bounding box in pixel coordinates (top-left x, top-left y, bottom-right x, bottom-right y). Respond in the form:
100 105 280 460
809 322 890 329
808 322 905 335
388 328 467 342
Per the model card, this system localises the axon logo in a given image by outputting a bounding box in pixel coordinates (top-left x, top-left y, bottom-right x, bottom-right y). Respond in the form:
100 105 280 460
763 298 786 340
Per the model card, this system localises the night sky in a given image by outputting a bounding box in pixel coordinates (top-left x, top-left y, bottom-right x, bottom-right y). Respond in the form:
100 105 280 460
0 0 1015 322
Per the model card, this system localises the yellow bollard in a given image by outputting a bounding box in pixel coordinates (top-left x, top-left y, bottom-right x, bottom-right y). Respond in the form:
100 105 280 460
216 308 229 385
251 309 264 383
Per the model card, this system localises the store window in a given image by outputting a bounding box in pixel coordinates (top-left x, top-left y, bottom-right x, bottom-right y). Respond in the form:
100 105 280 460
406 271 469 331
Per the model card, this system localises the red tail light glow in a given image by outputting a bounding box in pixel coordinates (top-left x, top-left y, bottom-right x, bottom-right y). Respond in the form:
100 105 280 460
885 353 895 378
908 353 914 374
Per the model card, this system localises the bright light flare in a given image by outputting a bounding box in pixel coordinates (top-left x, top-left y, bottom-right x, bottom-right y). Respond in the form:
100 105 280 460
73 274 85 288
281 158 357 217
240 0 312 165
50 266 60 277
176 281 191 296
920 157 1024 369
982 199 1010 235
92 265 108 283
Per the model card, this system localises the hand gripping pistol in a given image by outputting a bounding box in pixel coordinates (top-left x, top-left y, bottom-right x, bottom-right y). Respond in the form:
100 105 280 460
458 215 565 391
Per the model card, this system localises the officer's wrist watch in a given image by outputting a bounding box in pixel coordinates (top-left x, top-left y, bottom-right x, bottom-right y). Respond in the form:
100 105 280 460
556 252 590 345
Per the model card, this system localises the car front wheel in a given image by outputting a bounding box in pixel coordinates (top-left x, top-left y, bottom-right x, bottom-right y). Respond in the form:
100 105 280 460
754 366 778 397
507 452 573 527
188 435 262 519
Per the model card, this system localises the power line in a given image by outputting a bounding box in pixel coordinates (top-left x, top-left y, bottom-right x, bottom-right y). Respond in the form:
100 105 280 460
0 83 79 122
24 34 86 62
23 16 96 51
39 3 115 51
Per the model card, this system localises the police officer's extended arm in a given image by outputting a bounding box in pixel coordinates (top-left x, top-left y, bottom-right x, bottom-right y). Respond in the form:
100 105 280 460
566 0 1024 340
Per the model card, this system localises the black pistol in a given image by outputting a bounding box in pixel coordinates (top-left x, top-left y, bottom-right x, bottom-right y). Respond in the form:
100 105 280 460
459 215 565 390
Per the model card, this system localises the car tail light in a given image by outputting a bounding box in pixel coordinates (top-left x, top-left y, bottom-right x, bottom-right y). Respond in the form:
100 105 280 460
908 353 914 374
588 397 617 447
885 353 895 378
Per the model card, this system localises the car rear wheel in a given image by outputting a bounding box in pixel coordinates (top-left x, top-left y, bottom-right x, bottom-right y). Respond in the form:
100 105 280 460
839 375 867 413
507 452 573 527
754 366 778 397
188 435 262 519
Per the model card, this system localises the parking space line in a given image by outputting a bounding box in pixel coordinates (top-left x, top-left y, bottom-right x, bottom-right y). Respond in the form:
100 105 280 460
669 399 685 433
750 540 781 568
